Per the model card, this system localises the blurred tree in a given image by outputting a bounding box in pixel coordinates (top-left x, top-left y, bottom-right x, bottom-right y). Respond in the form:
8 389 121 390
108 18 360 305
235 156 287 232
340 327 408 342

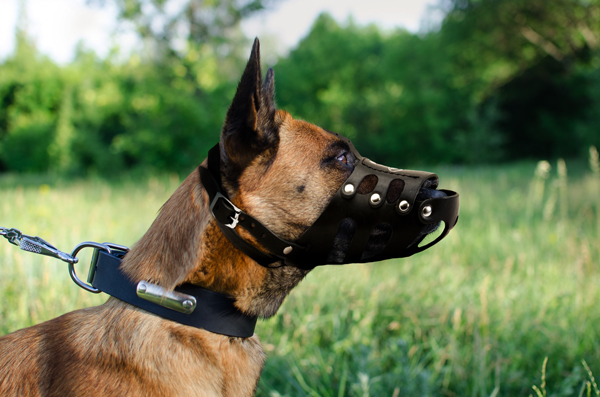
275 14 482 166
276 1 600 165
87 0 277 59
66 0 284 175
2 0 599 174
438 0 600 96
48 85 75 172
0 12 63 173
437 0 600 159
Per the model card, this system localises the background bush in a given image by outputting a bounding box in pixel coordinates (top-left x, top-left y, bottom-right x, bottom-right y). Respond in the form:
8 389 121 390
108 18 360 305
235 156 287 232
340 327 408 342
1 0 599 174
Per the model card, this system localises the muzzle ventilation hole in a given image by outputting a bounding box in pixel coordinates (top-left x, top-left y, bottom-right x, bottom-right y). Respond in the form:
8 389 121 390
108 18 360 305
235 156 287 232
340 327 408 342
386 179 405 204
357 175 378 194
361 223 393 261
326 218 357 264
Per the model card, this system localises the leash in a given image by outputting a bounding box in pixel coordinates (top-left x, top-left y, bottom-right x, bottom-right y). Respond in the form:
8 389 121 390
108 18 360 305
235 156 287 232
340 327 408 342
0 227 257 337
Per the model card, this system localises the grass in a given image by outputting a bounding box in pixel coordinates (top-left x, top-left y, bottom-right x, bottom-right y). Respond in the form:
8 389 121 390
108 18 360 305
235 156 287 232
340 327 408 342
1 155 599 396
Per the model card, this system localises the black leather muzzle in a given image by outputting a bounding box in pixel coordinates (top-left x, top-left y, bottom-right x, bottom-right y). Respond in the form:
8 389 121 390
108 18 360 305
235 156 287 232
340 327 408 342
199 134 459 269
292 133 459 265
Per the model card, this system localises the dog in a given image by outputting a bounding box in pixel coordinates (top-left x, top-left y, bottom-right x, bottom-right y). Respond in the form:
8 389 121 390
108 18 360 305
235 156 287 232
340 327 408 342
0 38 457 396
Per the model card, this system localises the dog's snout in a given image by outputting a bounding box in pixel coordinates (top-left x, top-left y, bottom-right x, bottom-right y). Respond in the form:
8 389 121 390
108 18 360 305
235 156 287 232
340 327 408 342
417 187 447 201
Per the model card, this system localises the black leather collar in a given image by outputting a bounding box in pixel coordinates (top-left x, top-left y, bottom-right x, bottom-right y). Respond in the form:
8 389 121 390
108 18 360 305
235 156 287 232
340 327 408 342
89 248 258 338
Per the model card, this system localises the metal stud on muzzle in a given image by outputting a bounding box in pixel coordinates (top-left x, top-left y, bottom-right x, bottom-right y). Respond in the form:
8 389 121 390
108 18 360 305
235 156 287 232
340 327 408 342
200 134 459 270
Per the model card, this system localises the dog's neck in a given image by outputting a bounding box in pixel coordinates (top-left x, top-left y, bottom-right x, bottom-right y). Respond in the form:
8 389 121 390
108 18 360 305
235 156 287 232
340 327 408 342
120 163 310 319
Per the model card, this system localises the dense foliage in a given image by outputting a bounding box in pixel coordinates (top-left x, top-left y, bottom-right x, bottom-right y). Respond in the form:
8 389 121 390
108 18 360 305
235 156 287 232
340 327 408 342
0 0 599 174
276 1 600 166
0 31 238 174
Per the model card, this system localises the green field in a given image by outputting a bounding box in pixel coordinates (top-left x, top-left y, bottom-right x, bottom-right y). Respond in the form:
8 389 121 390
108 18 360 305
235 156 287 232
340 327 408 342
1 157 599 396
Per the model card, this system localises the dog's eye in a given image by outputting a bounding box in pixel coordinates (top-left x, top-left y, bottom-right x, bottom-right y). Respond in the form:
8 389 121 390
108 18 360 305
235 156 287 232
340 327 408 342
336 153 348 164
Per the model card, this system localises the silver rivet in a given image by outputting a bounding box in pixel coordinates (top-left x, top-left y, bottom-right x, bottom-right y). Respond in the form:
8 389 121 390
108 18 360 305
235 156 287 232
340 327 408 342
422 205 432 218
138 283 147 293
182 300 195 309
398 200 410 212
343 184 355 194
283 246 293 255
370 193 382 205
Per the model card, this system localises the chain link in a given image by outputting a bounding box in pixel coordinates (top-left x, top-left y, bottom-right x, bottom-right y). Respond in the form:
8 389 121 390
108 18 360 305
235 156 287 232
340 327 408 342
1 227 23 246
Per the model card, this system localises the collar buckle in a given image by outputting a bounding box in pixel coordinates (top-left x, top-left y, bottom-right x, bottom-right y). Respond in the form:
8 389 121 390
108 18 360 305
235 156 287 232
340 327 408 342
210 192 243 230
225 206 242 229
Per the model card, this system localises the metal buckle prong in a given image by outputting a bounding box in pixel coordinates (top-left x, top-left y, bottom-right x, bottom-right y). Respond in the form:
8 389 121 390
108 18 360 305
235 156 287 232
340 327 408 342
226 209 241 229
210 193 243 230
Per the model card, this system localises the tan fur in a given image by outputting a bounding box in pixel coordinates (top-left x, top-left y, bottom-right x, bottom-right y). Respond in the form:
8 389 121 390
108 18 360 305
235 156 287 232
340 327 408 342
0 108 349 396
0 299 264 397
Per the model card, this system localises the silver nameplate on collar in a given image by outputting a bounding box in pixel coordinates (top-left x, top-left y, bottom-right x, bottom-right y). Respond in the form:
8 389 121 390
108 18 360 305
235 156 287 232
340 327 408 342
136 281 197 314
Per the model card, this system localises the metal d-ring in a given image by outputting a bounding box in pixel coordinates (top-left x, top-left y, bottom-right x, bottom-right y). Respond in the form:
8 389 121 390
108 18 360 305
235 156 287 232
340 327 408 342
69 242 113 293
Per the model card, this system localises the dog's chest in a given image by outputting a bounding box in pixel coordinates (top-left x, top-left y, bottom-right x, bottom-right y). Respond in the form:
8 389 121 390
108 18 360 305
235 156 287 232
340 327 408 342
164 327 266 397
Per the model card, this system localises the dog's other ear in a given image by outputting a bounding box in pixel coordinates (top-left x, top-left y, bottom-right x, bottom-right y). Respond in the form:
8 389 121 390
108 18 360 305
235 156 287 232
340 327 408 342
221 38 279 184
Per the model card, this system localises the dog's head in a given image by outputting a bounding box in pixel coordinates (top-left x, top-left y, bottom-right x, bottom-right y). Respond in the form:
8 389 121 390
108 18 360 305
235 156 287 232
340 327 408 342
207 38 459 269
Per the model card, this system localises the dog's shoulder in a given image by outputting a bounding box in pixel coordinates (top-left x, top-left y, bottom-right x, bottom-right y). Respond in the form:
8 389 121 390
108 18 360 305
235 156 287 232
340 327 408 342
0 299 265 396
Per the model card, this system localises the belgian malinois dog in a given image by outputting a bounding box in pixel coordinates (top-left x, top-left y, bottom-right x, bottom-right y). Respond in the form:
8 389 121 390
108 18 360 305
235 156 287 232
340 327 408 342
0 39 458 396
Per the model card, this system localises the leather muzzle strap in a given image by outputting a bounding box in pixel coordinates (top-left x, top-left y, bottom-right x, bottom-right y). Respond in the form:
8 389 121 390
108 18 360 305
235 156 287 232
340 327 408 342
199 144 308 268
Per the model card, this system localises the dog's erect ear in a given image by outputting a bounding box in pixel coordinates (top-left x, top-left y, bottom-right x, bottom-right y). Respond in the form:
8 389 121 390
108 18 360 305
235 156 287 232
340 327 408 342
221 38 279 184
